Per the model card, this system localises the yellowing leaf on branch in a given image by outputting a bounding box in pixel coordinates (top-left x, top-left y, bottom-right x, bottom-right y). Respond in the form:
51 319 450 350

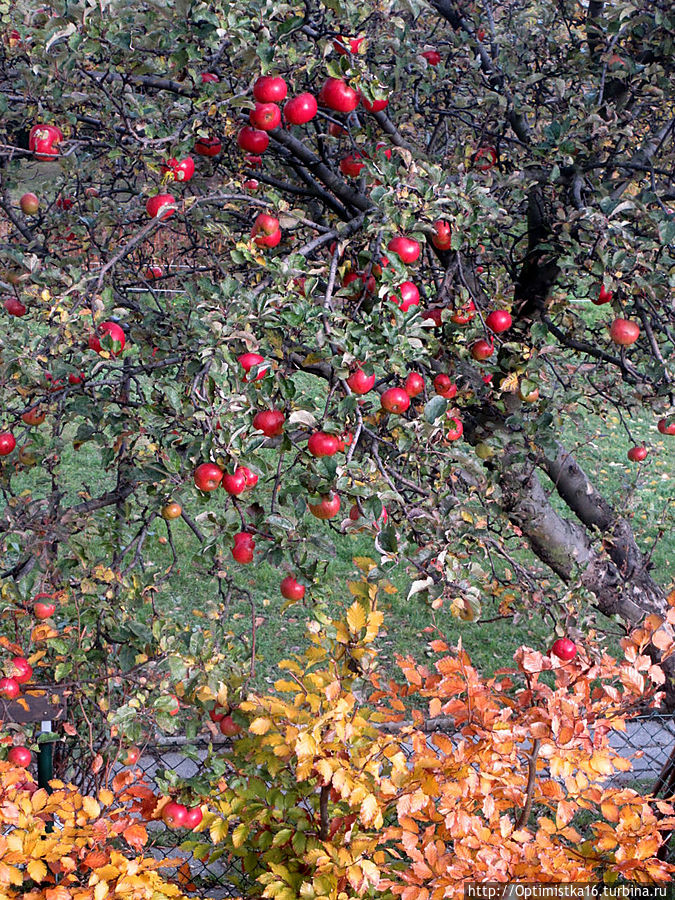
347 602 367 633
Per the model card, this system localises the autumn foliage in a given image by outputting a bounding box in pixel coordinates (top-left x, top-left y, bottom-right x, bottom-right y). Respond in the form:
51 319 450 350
0 761 190 898
160 574 673 897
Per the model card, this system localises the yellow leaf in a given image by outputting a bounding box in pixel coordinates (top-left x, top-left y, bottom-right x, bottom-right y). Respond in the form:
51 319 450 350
94 882 109 900
347 602 366 634
98 789 114 807
82 796 101 819
27 859 47 882
250 717 273 735
353 557 376 573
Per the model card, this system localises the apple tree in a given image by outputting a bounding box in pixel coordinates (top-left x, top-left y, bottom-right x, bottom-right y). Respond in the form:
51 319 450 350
0 0 674 775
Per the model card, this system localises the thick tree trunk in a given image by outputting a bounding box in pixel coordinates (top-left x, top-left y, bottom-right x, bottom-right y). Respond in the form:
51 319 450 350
496 443 675 705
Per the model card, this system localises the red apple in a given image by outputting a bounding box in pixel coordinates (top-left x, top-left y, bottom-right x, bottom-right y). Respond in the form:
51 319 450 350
161 157 195 182
433 374 457 398
68 372 85 385
308 493 341 519
347 367 375 394
284 93 318 125
22 408 45 427
33 594 56 619
251 213 281 248
250 102 281 131
4 297 27 317
280 576 306 601
627 446 648 462
219 715 242 736
328 122 347 137
146 265 164 280
8 746 31 767
162 801 188 829
253 409 285 437
209 705 227 723
593 285 613 305
253 75 288 103
421 49 441 66
387 236 420 264
232 532 255 564
657 418 675 436
194 136 222 156
0 677 20 699
237 465 259 488
450 300 476 324
124 746 141 765
486 310 512 333
19 193 39 215
237 127 269 154
361 94 389 113
390 281 420 312
609 318 640 346
55 195 74 210
318 78 359 113
238 351 269 381
340 152 366 178
185 806 203 829
446 416 463 441
145 193 176 220
222 470 247 496
431 219 452 251
88 321 126 356
193 462 223 492
381 387 411 414
29 125 63 161
333 35 364 55
0 432 16 455
404 373 425 398
551 638 576 661
307 432 340 457
471 339 494 361
201 73 219 83
474 146 497 171
10 657 32 684
343 271 375 297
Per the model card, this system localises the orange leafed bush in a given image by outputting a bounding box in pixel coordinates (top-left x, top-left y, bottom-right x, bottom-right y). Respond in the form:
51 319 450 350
0 762 191 899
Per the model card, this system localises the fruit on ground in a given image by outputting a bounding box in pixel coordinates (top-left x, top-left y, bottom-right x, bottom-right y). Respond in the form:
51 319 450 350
0 677 20 699
307 432 340 457
381 387 411 414
0 432 16 455
252 409 285 436
232 532 255 564
627 446 648 462
145 194 176 220
347 367 376 394
162 801 188 829
88 321 126 355
280 576 306 601
284 93 318 125
404 372 425 397
19 193 39 215
8 746 32 767
486 309 512 333
551 638 577 661
609 318 640 346
308 493 341 519
387 235 420 264
433 374 457 398
253 75 287 103
193 463 223 492
161 502 182 520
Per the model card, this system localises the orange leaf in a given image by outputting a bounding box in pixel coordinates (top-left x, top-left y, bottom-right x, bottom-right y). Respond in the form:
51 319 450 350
123 823 147 851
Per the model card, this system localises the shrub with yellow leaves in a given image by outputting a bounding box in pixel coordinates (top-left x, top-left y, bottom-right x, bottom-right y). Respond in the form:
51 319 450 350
0 760 191 899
